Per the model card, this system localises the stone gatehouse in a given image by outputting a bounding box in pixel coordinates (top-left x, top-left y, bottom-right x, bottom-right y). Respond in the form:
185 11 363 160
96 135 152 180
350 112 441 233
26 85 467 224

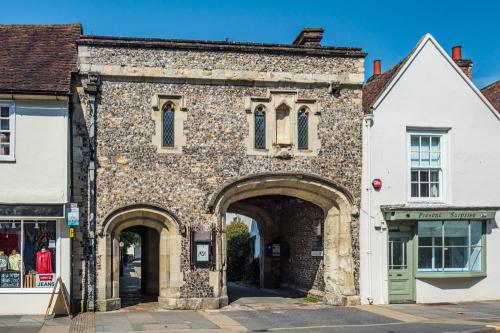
71 28 365 311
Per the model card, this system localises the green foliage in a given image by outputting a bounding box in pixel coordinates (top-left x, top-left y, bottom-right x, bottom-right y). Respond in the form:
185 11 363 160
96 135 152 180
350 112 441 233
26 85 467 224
227 219 250 281
302 297 319 303
121 231 140 250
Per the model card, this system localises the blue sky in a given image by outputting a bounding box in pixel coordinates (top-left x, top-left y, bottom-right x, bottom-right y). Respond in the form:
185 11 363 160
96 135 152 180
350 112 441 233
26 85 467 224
2 0 499 87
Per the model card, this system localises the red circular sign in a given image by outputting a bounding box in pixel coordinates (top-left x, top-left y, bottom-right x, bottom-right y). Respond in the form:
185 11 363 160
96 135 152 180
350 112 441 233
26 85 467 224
372 179 382 190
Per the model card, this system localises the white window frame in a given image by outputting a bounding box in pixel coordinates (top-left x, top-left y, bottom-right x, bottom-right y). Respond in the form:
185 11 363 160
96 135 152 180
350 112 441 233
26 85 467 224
407 130 448 203
0 101 15 161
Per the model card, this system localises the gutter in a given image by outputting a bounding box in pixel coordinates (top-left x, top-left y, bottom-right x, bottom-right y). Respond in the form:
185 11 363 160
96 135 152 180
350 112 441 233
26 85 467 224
83 73 100 312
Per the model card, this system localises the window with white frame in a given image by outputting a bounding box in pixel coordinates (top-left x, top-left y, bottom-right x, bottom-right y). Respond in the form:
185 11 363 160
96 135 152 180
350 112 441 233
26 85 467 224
409 133 443 199
0 103 14 160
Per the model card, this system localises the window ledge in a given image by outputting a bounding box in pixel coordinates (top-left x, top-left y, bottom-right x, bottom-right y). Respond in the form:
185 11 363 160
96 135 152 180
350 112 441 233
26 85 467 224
407 199 446 204
0 157 16 162
416 272 486 279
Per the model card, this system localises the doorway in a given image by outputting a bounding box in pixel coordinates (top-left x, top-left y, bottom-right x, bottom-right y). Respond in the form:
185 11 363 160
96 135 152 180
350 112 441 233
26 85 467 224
119 226 159 308
388 231 415 303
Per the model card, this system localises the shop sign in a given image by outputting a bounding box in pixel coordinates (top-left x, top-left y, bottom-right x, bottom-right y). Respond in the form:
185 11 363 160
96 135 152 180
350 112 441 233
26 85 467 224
383 209 498 221
36 273 56 288
66 205 79 226
0 271 21 288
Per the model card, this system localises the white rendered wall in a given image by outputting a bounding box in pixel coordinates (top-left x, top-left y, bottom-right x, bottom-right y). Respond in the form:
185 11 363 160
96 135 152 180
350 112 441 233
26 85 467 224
360 37 500 304
0 100 69 204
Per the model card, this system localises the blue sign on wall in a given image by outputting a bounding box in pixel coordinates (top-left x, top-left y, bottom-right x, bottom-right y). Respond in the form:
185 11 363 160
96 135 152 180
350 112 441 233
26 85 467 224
67 205 79 226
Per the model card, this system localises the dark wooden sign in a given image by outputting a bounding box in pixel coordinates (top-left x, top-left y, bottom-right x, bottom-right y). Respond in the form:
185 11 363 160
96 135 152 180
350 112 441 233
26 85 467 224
0 204 64 217
0 271 21 288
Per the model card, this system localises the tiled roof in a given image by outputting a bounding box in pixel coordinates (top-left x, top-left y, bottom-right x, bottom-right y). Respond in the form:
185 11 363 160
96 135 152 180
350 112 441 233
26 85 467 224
362 58 407 113
481 80 500 113
0 24 81 95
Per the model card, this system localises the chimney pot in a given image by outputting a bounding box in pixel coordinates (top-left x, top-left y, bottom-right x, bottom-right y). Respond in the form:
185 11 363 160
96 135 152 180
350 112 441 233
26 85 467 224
373 60 382 76
452 46 462 61
452 45 473 80
292 28 324 47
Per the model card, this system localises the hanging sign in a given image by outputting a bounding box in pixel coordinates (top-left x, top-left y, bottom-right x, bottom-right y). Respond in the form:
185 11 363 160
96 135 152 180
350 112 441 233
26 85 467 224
36 273 56 288
66 205 79 226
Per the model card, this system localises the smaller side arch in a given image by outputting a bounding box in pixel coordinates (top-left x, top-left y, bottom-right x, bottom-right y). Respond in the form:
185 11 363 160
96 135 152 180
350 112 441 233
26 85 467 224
95 204 183 311
101 203 184 236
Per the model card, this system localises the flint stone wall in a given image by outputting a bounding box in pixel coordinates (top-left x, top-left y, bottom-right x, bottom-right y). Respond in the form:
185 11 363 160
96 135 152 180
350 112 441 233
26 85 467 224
74 42 364 302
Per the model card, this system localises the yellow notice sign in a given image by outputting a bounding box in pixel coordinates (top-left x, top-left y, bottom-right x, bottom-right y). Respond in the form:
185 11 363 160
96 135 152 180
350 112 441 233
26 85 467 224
69 227 74 238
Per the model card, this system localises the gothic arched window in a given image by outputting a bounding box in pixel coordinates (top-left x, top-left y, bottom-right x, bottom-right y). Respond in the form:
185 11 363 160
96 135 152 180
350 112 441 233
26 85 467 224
163 103 175 147
254 106 266 149
297 107 309 150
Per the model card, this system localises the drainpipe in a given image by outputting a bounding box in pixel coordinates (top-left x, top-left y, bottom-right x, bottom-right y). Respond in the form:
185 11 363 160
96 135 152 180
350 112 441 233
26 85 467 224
84 73 100 311
363 111 374 304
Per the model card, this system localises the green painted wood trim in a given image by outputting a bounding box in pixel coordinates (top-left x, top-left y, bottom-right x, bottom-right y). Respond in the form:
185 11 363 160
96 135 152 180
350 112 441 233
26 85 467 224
415 272 487 279
388 231 416 302
412 221 487 278
382 208 498 221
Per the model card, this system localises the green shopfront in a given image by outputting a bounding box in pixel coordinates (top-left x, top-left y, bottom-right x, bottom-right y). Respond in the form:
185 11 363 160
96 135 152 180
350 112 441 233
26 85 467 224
382 206 498 303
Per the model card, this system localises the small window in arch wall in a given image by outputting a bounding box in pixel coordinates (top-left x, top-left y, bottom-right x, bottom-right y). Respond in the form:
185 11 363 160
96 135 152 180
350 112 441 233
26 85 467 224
254 106 266 149
297 107 309 150
163 104 175 147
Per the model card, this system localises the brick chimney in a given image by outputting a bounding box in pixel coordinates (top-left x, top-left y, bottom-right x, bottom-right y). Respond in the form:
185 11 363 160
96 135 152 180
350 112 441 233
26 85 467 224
292 28 324 47
451 46 473 80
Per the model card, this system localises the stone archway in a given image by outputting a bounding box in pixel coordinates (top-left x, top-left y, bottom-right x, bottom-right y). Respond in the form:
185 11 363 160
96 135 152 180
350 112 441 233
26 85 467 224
96 205 183 311
208 173 360 306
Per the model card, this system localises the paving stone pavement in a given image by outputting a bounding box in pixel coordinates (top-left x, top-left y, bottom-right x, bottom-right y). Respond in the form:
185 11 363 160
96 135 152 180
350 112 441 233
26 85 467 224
0 315 70 333
0 294 499 333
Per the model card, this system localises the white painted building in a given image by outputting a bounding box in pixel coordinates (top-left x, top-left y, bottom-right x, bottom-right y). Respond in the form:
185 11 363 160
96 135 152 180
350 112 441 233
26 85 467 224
0 24 80 314
360 34 500 305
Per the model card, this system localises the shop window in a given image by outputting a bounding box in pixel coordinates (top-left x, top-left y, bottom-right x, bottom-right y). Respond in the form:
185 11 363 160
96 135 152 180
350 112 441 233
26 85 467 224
417 220 484 273
409 133 445 200
254 106 266 149
0 103 15 161
0 220 57 289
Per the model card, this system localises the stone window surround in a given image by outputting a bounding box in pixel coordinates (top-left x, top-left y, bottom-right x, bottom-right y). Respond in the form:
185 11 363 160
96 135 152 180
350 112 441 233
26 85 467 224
152 94 188 154
245 90 321 157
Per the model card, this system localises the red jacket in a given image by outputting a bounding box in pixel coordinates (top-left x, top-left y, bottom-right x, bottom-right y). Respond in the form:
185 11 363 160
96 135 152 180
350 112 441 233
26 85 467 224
36 250 53 274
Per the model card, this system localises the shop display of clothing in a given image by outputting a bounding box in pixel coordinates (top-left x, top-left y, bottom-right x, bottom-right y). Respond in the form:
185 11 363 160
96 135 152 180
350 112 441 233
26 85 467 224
36 249 53 274
0 233 20 254
0 254 7 271
8 253 21 271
